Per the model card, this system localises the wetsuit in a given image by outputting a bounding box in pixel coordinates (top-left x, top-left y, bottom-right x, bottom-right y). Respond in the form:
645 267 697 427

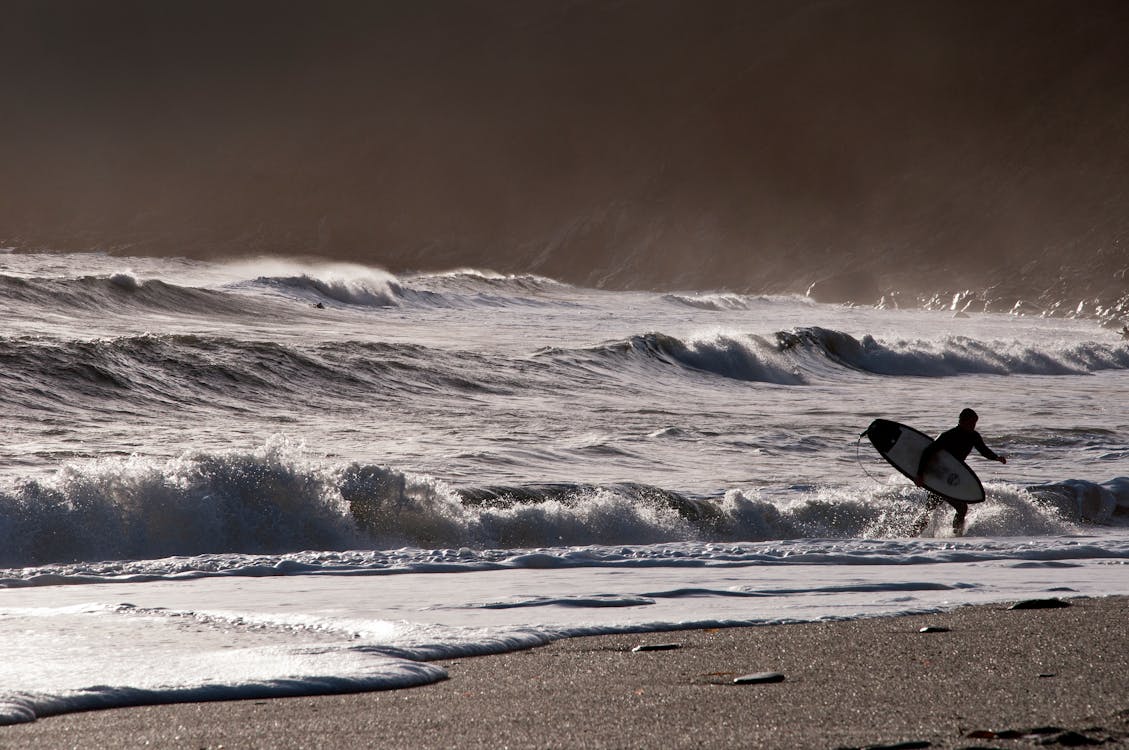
917 427 1001 476
914 426 1000 536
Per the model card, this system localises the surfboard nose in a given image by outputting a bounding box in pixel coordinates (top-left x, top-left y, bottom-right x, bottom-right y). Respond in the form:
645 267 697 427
865 419 900 452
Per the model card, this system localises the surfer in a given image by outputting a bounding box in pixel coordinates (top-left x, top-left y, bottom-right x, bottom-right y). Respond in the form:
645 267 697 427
913 408 1007 536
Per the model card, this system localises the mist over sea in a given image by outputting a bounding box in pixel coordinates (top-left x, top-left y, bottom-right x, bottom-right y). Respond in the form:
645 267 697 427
3 1 1129 314
1 0 1128 728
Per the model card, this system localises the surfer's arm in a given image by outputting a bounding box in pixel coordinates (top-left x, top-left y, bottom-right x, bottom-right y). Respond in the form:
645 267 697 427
973 434 1006 463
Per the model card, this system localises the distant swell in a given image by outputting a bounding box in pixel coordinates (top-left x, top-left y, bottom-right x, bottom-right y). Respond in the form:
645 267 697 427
253 274 428 308
0 334 515 412
3 325 1126 420
775 327 1129 377
543 328 1129 385
0 273 263 316
661 292 810 311
249 268 571 309
542 332 805 385
407 269 568 297
0 266 576 319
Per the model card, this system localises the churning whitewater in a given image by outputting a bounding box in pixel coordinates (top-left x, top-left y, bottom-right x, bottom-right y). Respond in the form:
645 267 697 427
1 251 1127 724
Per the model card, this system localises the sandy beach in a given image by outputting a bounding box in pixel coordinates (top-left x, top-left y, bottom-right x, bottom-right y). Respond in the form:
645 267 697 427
4 595 1126 750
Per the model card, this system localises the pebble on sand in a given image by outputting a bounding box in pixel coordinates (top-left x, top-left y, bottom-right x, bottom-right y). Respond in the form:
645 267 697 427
733 672 785 685
965 726 1106 744
1008 598 1072 610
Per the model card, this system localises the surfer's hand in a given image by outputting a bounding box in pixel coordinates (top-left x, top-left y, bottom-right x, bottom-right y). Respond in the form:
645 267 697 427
998 455 1007 464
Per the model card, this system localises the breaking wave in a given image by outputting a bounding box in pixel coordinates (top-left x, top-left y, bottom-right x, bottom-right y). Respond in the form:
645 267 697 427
249 269 573 309
661 292 813 311
3 323 1126 422
544 328 1129 385
1 262 578 320
0 442 1122 573
775 327 1129 377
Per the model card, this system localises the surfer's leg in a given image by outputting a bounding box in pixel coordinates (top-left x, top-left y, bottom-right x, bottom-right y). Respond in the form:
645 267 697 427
910 494 943 536
948 500 969 537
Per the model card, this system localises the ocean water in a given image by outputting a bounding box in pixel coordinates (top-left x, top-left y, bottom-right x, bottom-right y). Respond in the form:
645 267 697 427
1 251 1127 724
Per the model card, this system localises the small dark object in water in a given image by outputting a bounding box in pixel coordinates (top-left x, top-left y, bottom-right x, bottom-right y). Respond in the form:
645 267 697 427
1008 598 1072 610
733 671 785 685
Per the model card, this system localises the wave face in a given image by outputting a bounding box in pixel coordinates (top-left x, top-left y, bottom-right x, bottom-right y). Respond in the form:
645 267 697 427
0 273 266 317
7 319 1125 421
0 332 544 421
773 327 1129 379
541 328 1129 386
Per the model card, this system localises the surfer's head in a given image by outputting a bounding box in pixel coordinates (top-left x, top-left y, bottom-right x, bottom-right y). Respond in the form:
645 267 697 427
958 408 978 430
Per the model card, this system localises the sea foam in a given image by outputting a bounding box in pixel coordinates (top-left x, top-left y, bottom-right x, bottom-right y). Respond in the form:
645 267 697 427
2 440 1122 575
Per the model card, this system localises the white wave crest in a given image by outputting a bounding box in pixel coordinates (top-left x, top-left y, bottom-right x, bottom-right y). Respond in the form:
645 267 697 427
0 438 1114 573
778 327 1129 378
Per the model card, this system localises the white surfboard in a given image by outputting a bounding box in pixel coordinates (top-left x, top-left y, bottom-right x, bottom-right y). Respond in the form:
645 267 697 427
864 419 985 503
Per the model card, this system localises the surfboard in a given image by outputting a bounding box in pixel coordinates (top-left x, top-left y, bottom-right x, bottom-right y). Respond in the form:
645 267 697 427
864 419 986 503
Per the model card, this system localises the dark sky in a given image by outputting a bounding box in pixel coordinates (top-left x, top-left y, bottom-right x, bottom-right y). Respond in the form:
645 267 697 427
3 0 1128 295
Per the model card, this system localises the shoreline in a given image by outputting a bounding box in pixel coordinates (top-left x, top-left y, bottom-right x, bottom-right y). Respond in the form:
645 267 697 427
4 596 1127 749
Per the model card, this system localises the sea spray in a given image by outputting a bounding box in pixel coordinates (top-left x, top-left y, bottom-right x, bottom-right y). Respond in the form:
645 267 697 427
0 440 362 566
1 439 1111 571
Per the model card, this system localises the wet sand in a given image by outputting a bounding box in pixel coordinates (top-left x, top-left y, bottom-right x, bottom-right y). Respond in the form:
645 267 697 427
4 596 1127 749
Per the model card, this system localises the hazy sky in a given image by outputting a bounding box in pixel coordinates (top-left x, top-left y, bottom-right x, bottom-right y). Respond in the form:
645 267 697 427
3 0 1127 294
